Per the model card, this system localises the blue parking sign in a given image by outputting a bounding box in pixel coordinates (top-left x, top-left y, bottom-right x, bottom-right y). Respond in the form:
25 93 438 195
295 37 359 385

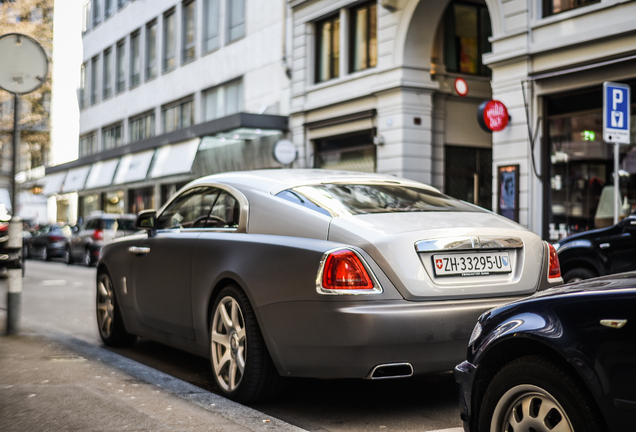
603 82 630 144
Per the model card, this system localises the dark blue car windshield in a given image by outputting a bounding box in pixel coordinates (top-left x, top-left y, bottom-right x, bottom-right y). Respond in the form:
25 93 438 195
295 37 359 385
276 184 480 216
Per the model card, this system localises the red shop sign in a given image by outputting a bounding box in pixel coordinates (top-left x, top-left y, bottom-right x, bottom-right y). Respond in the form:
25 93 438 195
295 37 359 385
477 100 509 132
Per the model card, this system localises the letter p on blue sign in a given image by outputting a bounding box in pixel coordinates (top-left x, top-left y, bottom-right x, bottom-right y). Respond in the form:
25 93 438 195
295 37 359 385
603 82 630 144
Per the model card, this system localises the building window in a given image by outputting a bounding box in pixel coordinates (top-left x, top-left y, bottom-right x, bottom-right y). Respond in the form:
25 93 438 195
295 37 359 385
92 0 101 27
183 0 196 63
350 2 377 73
90 56 99 105
104 0 113 18
130 111 155 142
314 131 376 172
315 14 340 83
102 48 112 99
203 79 243 121
130 30 141 87
543 0 599 17
79 63 87 109
203 0 220 53
162 98 194 133
82 0 91 32
117 0 128 9
227 0 245 42
129 187 154 214
443 1 492 76
79 132 97 157
102 123 123 150
116 39 125 93
146 20 157 79
163 9 176 72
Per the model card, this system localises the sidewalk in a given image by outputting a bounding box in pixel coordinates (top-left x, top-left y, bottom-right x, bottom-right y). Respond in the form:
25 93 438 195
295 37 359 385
0 309 305 432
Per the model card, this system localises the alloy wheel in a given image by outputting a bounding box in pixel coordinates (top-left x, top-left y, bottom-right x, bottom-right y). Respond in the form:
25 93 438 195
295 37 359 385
492 384 574 432
211 295 247 392
96 274 114 340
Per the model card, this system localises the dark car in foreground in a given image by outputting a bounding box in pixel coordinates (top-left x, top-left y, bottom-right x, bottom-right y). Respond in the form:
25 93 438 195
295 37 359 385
554 214 636 283
96 169 562 402
455 272 636 432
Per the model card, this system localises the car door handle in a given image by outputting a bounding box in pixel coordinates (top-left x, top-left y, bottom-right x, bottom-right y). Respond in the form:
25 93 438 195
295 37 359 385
128 246 150 255
599 243 610 249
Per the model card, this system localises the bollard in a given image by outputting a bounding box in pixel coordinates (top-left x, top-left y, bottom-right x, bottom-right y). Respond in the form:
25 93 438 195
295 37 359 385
6 216 22 334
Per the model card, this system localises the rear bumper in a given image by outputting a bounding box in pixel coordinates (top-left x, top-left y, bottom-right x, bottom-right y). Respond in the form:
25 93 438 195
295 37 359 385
258 296 521 379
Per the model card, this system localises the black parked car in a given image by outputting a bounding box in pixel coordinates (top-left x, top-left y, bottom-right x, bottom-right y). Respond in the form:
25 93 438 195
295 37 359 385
455 272 636 432
554 214 636 283
25 224 74 261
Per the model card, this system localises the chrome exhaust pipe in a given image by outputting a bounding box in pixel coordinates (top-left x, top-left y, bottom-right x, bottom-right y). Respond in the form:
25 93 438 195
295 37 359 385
367 363 413 379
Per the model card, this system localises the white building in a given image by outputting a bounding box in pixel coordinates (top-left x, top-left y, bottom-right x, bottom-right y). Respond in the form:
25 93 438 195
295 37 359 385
45 0 291 220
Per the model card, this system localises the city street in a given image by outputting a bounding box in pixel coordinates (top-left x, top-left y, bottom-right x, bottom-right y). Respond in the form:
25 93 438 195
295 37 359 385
2 259 463 432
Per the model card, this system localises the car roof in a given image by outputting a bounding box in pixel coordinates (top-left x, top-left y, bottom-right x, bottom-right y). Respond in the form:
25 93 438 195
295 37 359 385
185 169 440 195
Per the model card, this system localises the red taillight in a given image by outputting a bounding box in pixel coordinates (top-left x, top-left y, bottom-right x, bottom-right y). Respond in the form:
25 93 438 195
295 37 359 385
0 222 8 232
548 243 561 280
49 235 63 242
92 229 104 241
322 249 374 290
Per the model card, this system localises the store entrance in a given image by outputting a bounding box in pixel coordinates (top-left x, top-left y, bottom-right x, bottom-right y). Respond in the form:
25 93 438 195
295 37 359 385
444 145 492 210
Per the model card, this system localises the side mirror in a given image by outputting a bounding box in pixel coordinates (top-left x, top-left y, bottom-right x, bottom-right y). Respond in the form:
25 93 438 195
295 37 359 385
135 210 157 236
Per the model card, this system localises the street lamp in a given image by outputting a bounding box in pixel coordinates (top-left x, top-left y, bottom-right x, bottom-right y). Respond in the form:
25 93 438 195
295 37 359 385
0 33 49 334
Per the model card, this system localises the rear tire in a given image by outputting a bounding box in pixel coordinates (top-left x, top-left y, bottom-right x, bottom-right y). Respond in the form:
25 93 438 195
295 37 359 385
563 267 596 284
64 247 73 265
96 271 137 347
209 284 284 402
83 249 93 267
41 247 48 261
478 355 606 432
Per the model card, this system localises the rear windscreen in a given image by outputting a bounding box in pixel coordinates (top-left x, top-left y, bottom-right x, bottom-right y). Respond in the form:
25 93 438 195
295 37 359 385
276 184 481 216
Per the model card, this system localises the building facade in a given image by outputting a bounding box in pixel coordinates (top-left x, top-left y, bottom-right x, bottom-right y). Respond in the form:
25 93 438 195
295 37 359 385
45 0 292 221
288 0 636 241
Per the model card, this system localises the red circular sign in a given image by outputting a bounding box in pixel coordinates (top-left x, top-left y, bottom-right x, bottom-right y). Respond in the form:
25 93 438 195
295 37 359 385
478 100 509 132
454 78 468 97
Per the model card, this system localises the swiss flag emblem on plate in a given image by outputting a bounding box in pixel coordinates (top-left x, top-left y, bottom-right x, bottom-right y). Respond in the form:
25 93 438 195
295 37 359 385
435 259 443 270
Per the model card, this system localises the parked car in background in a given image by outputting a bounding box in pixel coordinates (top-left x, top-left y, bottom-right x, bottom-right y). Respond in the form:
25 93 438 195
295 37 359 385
25 224 74 261
67 212 137 266
96 169 563 402
455 272 636 432
554 213 636 283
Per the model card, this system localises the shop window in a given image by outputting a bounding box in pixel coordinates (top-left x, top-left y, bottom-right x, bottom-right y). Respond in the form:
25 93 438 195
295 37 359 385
130 30 141 87
183 0 196 63
314 132 375 173
129 187 155 214
130 111 155 142
102 48 112 99
162 97 194 133
227 0 245 42
350 2 377 73
80 194 100 218
315 14 340 83
116 39 126 93
146 20 158 80
104 190 125 213
163 8 177 72
444 145 492 210
543 0 599 17
443 1 492 76
103 123 123 150
546 88 636 240
203 79 243 121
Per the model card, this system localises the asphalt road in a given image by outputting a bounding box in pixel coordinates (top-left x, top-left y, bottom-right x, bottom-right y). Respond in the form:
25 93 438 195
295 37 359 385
4 259 464 432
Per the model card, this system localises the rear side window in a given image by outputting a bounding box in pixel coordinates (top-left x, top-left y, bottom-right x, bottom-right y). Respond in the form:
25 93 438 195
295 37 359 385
157 187 239 229
277 184 481 216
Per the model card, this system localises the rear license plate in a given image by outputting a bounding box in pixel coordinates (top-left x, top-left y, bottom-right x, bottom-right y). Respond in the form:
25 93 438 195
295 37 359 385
432 252 512 277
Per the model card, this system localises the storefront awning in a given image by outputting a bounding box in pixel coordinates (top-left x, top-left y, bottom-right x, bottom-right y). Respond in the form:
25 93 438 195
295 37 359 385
62 166 91 193
150 138 200 179
113 150 155 184
85 159 120 190
43 172 67 196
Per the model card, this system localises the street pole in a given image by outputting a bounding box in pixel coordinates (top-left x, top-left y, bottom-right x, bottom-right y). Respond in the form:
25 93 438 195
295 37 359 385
614 142 620 225
6 93 22 334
